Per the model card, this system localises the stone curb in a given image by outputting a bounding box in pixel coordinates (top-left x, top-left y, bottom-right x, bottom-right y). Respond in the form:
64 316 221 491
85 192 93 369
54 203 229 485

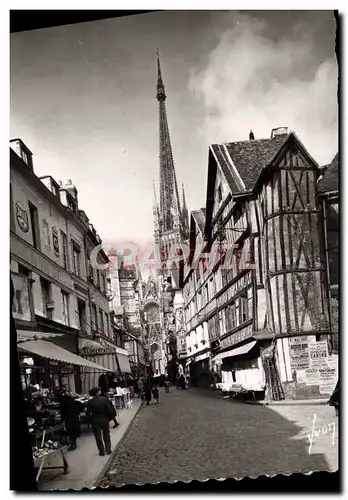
93 400 144 488
243 399 328 406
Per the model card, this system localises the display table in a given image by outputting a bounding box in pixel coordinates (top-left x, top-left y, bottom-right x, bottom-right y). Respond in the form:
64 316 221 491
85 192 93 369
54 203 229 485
34 446 69 482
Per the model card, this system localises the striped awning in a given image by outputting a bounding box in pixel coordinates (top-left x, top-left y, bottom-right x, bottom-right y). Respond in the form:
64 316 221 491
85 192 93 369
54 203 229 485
213 341 257 362
116 353 131 374
17 340 111 371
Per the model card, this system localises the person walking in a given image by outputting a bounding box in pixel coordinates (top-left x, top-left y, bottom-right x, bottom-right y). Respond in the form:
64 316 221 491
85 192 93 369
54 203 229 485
87 387 114 456
143 376 152 406
137 378 144 399
164 379 169 393
152 384 159 404
58 390 80 450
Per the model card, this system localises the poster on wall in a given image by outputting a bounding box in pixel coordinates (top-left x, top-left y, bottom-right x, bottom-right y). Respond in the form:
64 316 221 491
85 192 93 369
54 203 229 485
304 368 320 386
289 336 310 370
308 341 328 368
318 358 338 395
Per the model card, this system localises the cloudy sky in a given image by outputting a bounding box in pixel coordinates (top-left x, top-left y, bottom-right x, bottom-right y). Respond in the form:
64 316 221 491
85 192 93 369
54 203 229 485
10 11 338 247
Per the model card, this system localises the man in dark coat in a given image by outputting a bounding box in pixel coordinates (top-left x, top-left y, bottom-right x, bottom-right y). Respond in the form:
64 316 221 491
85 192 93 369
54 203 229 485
98 373 109 396
86 387 114 456
143 376 152 405
58 391 80 450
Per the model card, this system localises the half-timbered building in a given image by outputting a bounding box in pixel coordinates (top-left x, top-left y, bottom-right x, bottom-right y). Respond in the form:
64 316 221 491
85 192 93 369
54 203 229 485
318 153 339 354
182 128 338 400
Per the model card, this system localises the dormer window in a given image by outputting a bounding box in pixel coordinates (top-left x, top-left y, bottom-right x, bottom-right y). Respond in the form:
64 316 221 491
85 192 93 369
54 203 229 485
10 139 34 171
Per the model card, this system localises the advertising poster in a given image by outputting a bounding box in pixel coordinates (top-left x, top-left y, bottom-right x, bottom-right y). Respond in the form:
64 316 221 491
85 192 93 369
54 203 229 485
318 357 338 395
304 368 320 385
308 341 328 368
289 336 310 370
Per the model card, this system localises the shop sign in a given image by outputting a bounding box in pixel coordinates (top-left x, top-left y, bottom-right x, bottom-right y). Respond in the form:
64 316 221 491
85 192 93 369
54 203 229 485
220 325 252 349
308 341 328 368
15 202 29 233
289 336 310 370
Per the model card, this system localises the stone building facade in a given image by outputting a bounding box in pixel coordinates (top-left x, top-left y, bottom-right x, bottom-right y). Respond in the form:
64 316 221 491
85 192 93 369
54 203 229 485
10 138 129 392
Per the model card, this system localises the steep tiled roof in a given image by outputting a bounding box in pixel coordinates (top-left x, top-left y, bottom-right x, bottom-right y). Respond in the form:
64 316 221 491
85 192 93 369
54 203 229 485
318 153 339 193
211 134 289 193
210 144 241 193
224 134 289 190
191 208 206 234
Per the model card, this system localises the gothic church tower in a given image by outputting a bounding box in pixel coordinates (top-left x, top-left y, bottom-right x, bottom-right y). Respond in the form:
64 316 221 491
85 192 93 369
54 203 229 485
152 52 189 381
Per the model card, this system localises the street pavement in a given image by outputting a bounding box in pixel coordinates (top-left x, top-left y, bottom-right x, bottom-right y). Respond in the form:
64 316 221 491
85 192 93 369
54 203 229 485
38 399 142 491
99 387 338 488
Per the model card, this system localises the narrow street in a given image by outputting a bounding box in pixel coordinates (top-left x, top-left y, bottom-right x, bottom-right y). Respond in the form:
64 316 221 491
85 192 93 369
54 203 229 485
99 388 338 487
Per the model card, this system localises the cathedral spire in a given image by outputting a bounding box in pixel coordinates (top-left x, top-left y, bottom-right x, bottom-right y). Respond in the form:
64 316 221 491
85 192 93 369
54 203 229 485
157 49 166 101
182 183 187 212
156 52 181 234
181 183 189 238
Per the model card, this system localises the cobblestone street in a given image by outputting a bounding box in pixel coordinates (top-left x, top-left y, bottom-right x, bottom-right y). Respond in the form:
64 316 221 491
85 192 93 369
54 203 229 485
99 388 338 487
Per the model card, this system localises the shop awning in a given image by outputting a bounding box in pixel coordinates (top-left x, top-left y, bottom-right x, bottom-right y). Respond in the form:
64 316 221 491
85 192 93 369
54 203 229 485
213 341 257 362
18 340 112 371
116 352 131 374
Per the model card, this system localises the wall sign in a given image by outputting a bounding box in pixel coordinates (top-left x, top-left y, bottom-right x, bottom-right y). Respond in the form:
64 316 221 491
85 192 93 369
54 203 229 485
15 202 29 233
11 272 33 322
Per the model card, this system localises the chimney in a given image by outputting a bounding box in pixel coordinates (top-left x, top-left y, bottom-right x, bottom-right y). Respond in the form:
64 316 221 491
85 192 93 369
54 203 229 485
249 130 255 141
59 179 78 212
271 127 288 138
60 179 78 200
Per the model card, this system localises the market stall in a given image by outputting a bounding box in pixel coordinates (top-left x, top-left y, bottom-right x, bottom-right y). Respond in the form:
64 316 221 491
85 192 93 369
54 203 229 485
213 341 266 400
18 338 112 483
79 338 132 393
